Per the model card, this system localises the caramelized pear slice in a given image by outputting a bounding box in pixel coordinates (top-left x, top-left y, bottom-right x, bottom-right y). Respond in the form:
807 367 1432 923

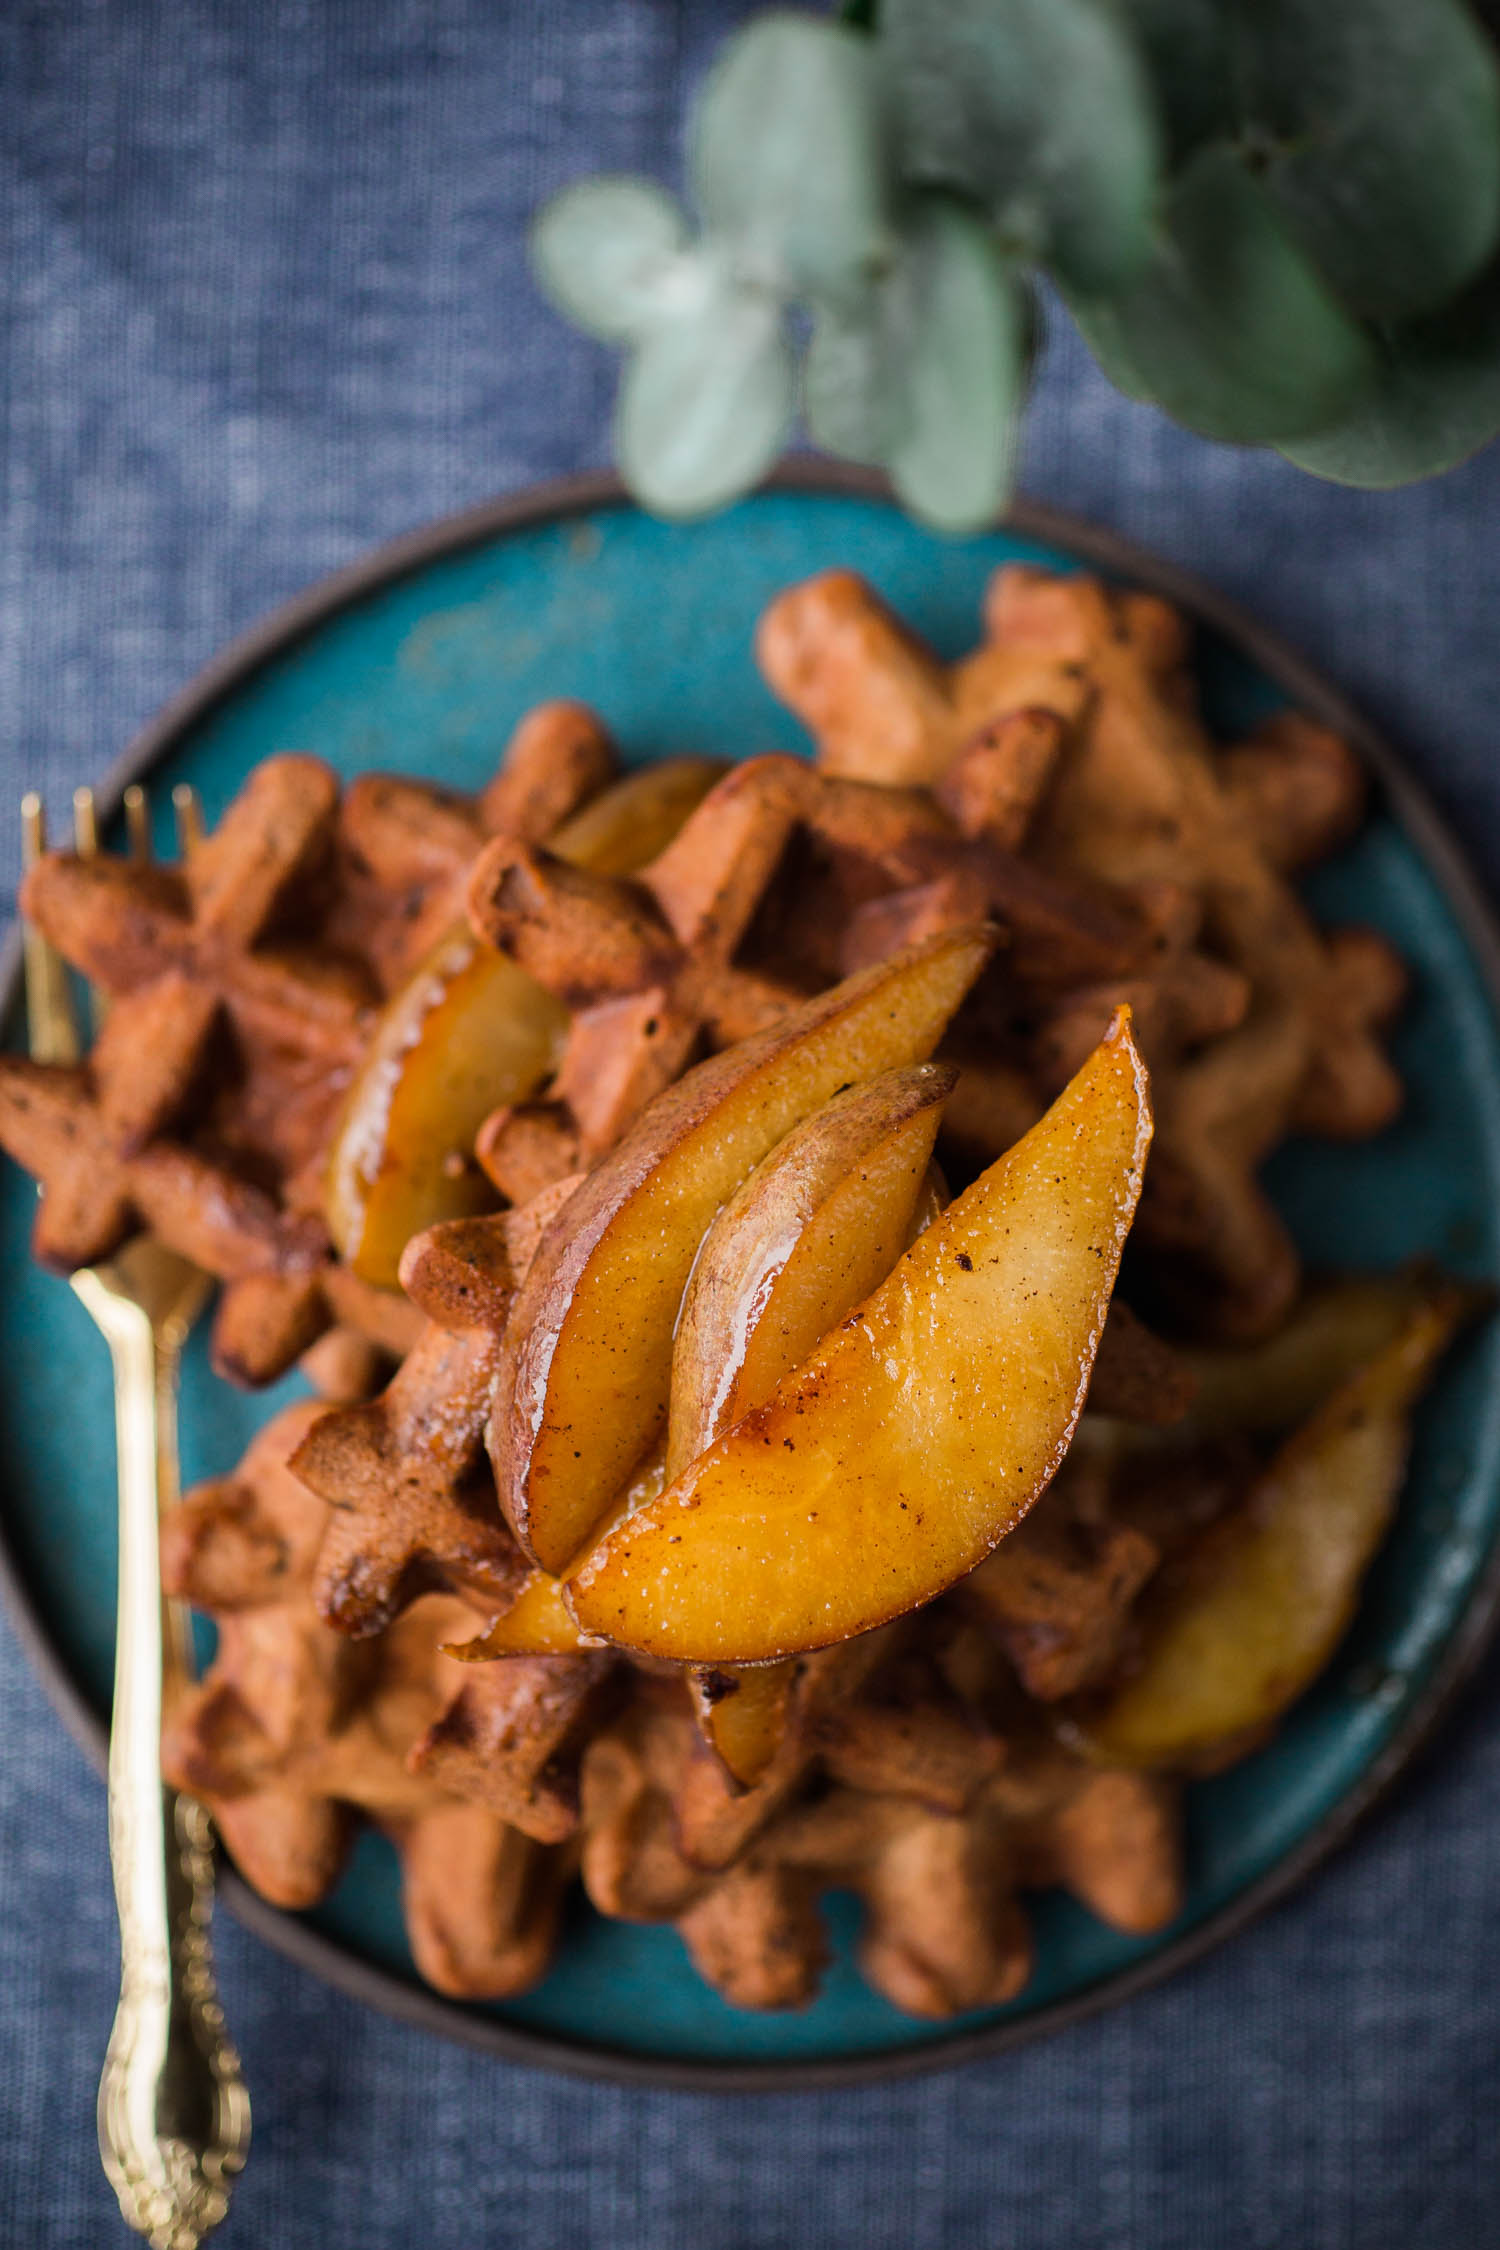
325 757 725 1289
1172 1274 1440 1446
1065 1286 1475 1771
669 1065 956 1479
688 1665 798 1787
671 1065 954 1780
548 756 728 875
448 1569 586 1659
568 1011 1150 1662
444 1452 664 1662
325 929 567 1286
493 927 995 1573
454 1077 951 1728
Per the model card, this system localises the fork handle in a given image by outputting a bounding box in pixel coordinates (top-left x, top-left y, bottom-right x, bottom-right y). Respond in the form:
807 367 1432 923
88 1290 250 2249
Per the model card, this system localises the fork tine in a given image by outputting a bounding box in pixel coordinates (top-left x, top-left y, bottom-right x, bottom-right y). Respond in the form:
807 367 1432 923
172 782 203 854
123 783 150 863
72 786 109 1036
72 784 99 857
19 795 81 1068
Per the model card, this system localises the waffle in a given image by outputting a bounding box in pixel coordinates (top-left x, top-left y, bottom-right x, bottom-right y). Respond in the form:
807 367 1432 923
759 564 1400 1333
162 1400 1185 2014
0 706 621 1380
288 1179 582 1635
159 1404 570 1998
466 747 1166 1192
575 1652 1182 2015
333 700 619 991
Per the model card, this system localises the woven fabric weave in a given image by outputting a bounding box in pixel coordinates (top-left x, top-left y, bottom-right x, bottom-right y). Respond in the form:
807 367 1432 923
4 6 1500 2245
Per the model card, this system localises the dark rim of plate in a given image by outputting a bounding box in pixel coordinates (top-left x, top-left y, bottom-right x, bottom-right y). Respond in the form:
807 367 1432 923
4 460 1500 2093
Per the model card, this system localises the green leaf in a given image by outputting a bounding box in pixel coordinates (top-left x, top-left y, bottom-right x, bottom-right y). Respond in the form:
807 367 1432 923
1123 0 1500 321
1069 145 1376 443
806 196 1024 531
887 201 1025 531
804 302 901 466
616 265 793 518
1281 259 1500 485
1113 0 1233 161
1242 0 1500 322
690 11 891 305
879 0 1161 295
530 178 691 342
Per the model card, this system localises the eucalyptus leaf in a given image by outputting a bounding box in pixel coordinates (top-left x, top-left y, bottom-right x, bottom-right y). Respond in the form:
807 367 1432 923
804 301 901 465
690 11 891 305
880 0 1160 295
1069 145 1376 443
890 199 1025 532
1281 260 1500 485
1242 0 1500 322
1113 0 1232 161
805 193 1025 528
616 268 793 518
530 178 692 342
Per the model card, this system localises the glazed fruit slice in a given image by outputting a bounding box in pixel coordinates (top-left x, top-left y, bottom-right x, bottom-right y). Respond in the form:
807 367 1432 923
444 1451 666 1663
324 758 726 1288
668 1065 956 1479
492 927 996 1573
547 755 728 875
324 929 567 1288
1064 1284 1474 1771
671 1064 954 1782
447 1073 951 1728
567 1011 1151 1661
450 1567 587 1659
686 1664 797 1789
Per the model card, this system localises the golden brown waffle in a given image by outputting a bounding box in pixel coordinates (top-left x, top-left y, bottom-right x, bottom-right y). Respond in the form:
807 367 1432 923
332 700 619 991
575 1659 1182 2014
757 564 1399 1333
0 1049 430 1384
465 748 1163 1189
755 566 1097 788
958 1454 1162 1700
20 754 374 1180
0 706 622 1381
159 1404 570 1998
287 1180 584 1635
160 1400 1183 2014
410 1650 621 1846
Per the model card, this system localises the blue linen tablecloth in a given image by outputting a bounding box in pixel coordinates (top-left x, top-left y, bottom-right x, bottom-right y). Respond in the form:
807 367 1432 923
6 6 1500 2245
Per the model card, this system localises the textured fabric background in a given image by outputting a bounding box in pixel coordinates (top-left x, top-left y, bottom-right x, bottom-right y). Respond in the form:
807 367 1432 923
5 6 1500 2246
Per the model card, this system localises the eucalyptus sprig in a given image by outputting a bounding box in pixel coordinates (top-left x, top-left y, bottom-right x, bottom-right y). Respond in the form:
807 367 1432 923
532 0 1500 530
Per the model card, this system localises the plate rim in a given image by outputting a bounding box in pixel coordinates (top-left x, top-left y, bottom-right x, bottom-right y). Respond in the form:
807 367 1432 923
6 457 1500 2091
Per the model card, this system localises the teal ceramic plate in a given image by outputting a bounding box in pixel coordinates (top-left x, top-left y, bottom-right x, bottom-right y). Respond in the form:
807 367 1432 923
5 468 1500 2089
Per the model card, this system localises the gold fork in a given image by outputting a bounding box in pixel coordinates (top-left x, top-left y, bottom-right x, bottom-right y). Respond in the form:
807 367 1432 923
21 783 250 2250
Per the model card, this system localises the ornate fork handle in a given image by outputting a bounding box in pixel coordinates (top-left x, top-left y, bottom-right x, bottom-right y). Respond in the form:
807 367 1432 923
86 1278 250 2249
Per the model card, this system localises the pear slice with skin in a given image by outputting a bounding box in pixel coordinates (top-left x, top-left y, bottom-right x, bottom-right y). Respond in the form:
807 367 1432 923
1061 1284 1477 1772
325 757 728 1289
450 1080 952 1735
567 1010 1151 1663
669 1067 957 1480
450 1566 590 1659
444 1451 664 1662
491 926 996 1574
547 755 728 875
325 930 569 1287
672 1066 955 1783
